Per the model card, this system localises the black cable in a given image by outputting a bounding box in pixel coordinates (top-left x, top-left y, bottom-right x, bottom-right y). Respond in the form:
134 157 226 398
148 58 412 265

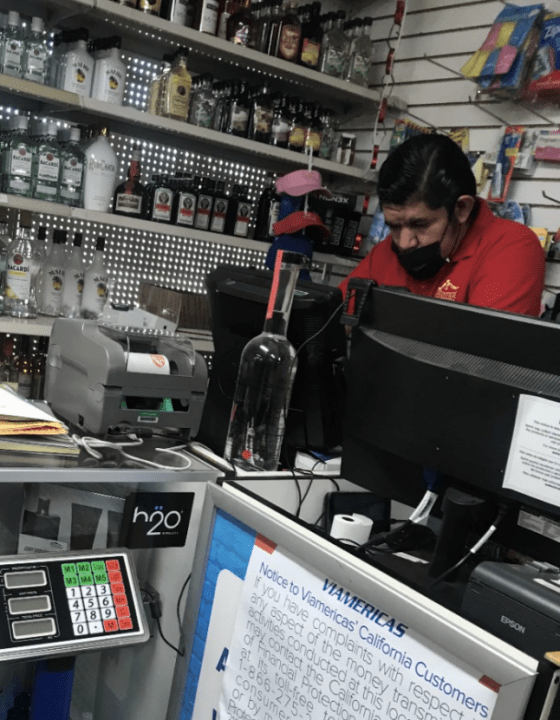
156 616 184 656
175 573 191 656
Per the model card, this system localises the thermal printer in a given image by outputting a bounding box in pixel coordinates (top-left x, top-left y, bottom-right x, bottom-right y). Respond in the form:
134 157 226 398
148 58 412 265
45 319 208 436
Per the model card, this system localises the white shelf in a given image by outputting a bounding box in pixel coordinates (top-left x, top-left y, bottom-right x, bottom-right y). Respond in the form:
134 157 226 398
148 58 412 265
0 315 55 337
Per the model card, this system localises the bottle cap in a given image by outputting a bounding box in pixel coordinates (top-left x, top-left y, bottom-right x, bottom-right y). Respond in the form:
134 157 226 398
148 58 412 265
10 115 29 132
31 16 44 33
7 11 20 26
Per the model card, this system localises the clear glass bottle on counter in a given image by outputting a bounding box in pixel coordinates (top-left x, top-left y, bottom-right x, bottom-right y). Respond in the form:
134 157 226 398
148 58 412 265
224 250 303 471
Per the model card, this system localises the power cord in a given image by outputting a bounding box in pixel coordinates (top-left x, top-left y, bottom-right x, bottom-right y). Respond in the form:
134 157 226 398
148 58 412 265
72 434 193 471
143 583 186 657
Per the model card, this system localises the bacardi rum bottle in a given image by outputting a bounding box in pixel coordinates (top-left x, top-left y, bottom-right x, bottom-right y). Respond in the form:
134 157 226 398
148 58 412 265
4 216 38 318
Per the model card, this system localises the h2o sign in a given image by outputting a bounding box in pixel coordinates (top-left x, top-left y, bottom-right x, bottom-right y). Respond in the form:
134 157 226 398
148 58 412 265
121 492 195 548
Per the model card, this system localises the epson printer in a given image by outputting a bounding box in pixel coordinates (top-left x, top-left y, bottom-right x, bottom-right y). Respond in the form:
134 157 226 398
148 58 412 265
45 319 208 437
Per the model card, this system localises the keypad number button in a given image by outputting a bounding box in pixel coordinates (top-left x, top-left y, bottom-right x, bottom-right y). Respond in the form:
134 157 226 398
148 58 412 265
73 623 89 636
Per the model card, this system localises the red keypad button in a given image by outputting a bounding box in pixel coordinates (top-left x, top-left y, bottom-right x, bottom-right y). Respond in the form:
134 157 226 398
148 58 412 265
108 571 123 583
116 604 130 618
114 594 127 606
106 560 120 571
119 617 133 631
111 582 125 595
104 619 118 632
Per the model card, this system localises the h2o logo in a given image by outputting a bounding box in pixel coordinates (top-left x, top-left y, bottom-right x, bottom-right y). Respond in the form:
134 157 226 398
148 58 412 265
132 505 183 536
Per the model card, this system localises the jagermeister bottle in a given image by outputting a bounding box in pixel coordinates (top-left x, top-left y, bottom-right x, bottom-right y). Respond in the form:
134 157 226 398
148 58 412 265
224 250 303 471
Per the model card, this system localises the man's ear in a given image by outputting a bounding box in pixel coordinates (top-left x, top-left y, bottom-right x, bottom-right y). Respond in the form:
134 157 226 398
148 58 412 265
454 195 476 224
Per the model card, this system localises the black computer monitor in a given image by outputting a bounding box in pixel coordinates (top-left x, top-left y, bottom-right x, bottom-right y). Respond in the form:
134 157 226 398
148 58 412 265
197 264 347 461
341 281 560 566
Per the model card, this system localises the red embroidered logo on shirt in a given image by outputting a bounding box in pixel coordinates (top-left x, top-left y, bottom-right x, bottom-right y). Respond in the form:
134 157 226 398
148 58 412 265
435 279 459 301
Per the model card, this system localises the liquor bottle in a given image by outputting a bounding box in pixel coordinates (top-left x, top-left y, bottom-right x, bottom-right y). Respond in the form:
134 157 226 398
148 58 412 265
16 335 32 398
194 177 214 231
318 107 335 159
274 0 301 62
36 229 67 317
148 173 174 223
59 28 94 97
138 0 163 15
254 173 280 241
188 74 218 128
159 48 192 121
299 1 322 69
30 120 63 203
269 92 290 148
224 250 303 470
47 33 64 87
193 0 220 34
61 232 85 318
0 336 19 391
167 0 192 25
0 12 24 78
4 216 38 318
346 16 374 86
224 79 250 136
58 126 86 207
31 225 48 292
112 144 148 218
31 336 48 400
319 9 350 78
83 126 118 211
114 0 137 6
173 173 197 227
0 209 10 313
287 98 306 153
1 115 33 198
227 0 257 48
255 0 273 52
22 16 49 84
147 53 173 115
304 103 322 156
224 184 252 237
247 82 273 143
209 180 229 233
90 36 127 105
81 236 110 319
265 0 283 54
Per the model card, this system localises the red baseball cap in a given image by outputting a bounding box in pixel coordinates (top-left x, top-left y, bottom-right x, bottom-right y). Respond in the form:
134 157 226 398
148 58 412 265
275 169 332 198
273 210 331 239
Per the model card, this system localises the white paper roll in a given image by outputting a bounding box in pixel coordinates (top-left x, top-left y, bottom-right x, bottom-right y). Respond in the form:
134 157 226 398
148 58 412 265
126 352 170 375
330 513 373 546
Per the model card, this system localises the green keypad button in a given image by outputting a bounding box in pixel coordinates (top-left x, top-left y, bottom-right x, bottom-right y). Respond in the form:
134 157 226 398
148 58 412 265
76 562 91 574
78 573 94 586
94 572 108 585
91 561 105 573
64 575 79 588
62 563 77 576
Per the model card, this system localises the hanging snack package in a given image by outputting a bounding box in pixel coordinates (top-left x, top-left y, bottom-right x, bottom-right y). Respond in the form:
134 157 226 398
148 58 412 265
487 125 525 204
522 13 560 102
461 4 544 91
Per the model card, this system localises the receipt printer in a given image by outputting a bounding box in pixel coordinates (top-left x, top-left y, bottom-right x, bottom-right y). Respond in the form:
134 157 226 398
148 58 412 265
45 319 208 436
461 561 560 659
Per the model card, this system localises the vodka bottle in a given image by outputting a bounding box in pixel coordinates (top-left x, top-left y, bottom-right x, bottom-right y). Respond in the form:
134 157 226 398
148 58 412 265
4 218 38 318
83 126 118 211
347 16 374 86
58 126 86 207
224 250 303 471
1 115 33 197
36 229 67 316
90 36 127 105
81 236 110 319
22 16 49 84
61 232 85 317
30 120 63 203
1 11 24 78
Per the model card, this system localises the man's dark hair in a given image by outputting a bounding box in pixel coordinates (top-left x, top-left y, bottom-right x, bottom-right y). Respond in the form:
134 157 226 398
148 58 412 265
378 133 477 217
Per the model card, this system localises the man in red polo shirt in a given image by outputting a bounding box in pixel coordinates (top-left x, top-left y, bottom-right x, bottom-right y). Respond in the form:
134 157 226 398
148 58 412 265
339 134 545 316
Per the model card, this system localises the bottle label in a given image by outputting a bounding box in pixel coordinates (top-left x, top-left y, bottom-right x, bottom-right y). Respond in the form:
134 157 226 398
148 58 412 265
115 192 142 215
230 104 249 134
7 145 32 177
6 254 32 300
324 47 345 76
168 76 192 120
217 10 231 39
199 1 219 33
305 129 322 153
97 66 125 104
169 0 190 24
152 188 173 221
232 23 252 47
62 157 84 187
210 199 229 233
234 201 252 237
83 273 109 314
278 25 301 61
176 192 196 225
268 200 281 236
288 125 305 149
3 40 23 75
138 0 162 12
67 59 93 95
46 267 65 301
319 129 335 159
271 117 290 144
63 270 85 307
24 45 48 81
253 105 273 136
350 54 368 84
195 194 213 230
37 151 61 181
300 38 321 67
191 99 215 129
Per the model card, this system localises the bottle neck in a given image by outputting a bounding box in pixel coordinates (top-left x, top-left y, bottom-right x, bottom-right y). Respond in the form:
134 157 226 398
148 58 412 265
263 251 301 335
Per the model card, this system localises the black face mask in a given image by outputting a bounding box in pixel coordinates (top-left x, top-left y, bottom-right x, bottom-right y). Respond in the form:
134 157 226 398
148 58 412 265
392 240 447 280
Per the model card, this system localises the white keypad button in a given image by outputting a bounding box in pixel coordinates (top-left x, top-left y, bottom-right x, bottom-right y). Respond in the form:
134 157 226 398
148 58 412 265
81 585 95 597
96 584 110 596
68 598 84 611
73 623 89 636
88 621 103 634
101 607 116 620
83 597 99 610
66 587 82 599
99 595 114 608
71 611 86 623
86 609 101 622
